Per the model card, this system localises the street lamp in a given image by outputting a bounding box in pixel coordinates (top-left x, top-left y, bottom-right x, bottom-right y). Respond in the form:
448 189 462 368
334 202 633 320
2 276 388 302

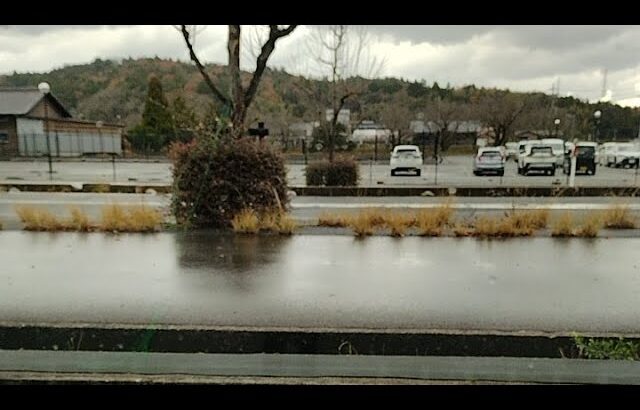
38 82 53 177
554 118 561 138
593 110 602 142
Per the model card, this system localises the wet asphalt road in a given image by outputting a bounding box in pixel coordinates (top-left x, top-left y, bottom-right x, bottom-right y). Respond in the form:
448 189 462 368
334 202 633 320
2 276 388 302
1 231 640 333
3 157 640 187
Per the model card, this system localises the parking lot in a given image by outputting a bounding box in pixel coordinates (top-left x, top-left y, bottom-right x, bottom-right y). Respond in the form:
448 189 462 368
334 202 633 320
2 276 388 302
1 155 639 187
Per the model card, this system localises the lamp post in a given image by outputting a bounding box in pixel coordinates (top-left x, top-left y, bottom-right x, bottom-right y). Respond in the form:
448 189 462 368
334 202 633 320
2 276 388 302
38 82 53 177
593 110 602 142
554 118 561 139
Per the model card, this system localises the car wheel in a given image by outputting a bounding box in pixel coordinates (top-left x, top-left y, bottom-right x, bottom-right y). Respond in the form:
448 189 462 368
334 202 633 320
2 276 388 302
390 169 396 176
550 169 556 177
498 170 504 177
473 170 479 176
416 169 421 177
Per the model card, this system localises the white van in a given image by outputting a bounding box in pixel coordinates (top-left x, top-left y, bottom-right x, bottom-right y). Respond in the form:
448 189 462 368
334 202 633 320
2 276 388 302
541 138 565 168
598 142 618 166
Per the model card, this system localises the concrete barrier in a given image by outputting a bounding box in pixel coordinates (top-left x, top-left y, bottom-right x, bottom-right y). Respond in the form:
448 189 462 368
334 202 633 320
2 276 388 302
2 183 639 197
0 183 172 194
292 186 640 197
0 324 608 358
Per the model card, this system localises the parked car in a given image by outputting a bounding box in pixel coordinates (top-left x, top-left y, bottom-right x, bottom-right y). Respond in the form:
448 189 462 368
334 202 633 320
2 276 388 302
563 141 597 175
541 138 566 168
603 142 640 168
597 142 618 166
517 140 542 171
473 147 505 176
390 145 423 176
518 144 556 176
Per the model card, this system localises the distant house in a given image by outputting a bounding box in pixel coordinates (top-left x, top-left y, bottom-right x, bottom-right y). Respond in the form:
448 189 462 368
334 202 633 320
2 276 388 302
515 130 564 140
0 87 123 158
351 120 391 144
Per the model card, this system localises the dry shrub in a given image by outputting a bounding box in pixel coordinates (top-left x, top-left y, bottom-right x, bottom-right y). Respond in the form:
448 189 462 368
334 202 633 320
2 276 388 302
385 211 415 237
275 213 297 235
602 205 636 229
259 210 297 235
67 206 92 232
576 212 602 238
452 222 475 237
317 213 349 228
348 213 375 237
100 204 162 233
470 214 534 238
361 208 389 228
551 212 575 237
127 206 164 233
516 209 549 229
231 209 260 234
15 206 62 231
415 207 452 236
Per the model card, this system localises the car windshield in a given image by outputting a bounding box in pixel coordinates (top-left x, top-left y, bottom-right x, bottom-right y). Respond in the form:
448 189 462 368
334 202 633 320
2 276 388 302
576 146 595 156
481 151 501 157
618 145 634 152
530 146 552 155
396 149 418 154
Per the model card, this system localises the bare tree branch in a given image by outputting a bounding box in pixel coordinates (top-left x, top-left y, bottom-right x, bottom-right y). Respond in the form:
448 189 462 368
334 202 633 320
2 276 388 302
243 25 298 109
180 25 231 108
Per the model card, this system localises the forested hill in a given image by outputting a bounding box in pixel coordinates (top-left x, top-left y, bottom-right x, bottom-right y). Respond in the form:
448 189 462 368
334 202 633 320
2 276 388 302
1 57 638 140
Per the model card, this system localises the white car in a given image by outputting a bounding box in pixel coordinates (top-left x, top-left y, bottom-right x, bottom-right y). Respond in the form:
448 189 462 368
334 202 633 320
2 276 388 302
518 144 557 176
540 138 566 168
390 145 423 176
473 147 505 176
597 142 617 166
603 143 640 168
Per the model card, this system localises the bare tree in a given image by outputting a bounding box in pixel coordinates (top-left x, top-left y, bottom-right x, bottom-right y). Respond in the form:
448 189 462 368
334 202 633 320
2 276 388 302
178 25 297 138
424 99 466 152
380 100 413 146
474 91 527 146
305 25 385 161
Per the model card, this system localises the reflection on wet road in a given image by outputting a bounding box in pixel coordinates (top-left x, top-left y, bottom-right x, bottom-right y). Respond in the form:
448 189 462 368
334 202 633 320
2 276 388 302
1 231 639 333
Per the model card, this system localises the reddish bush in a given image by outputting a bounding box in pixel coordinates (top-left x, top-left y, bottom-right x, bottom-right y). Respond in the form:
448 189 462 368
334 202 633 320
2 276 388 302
170 137 288 228
305 157 359 186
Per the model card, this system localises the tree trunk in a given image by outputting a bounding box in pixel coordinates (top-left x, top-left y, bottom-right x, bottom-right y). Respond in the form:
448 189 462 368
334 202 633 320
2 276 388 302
228 25 245 138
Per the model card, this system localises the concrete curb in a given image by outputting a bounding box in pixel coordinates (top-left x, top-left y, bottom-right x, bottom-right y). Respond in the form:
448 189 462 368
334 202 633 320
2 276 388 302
2 183 640 197
1 350 639 384
0 182 171 194
0 323 616 358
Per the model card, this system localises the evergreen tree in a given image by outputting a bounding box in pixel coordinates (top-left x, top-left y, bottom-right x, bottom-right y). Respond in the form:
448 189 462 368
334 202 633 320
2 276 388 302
128 76 174 152
171 95 197 143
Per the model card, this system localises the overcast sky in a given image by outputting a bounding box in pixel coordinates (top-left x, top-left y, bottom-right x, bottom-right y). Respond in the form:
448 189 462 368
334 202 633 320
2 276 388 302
1 25 640 107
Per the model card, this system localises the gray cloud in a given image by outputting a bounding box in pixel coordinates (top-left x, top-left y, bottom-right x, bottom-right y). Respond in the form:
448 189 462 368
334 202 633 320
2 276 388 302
1 25 118 35
367 25 494 44
0 25 639 106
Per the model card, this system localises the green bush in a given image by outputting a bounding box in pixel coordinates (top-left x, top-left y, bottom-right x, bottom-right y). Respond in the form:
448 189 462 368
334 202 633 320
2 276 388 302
573 334 640 360
170 137 288 228
305 161 328 186
305 157 359 186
